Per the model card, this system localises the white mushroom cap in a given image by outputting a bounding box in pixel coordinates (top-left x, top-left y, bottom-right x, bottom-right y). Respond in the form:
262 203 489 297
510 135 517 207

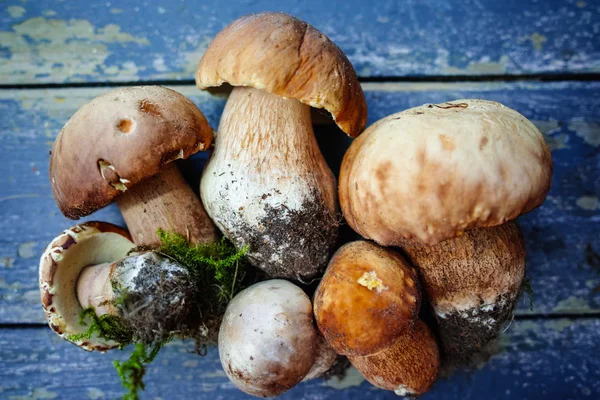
218 279 317 397
39 222 134 351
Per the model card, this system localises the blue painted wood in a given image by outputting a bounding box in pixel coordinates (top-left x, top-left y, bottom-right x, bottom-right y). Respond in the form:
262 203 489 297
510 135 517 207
0 81 598 323
1 0 599 84
0 318 598 399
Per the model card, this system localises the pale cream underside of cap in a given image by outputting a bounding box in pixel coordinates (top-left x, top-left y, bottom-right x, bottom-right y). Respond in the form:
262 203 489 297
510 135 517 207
39 222 134 351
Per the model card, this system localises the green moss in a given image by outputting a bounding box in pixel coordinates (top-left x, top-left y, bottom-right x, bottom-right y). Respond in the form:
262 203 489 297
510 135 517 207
114 342 166 400
67 307 133 348
156 229 249 316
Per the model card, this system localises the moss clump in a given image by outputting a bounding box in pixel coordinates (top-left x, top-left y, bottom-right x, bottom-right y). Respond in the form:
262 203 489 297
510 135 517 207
155 229 249 344
67 307 134 348
114 342 165 400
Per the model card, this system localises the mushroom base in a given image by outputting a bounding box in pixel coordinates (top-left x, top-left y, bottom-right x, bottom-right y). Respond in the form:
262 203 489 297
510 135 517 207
228 193 339 282
435 293 517 366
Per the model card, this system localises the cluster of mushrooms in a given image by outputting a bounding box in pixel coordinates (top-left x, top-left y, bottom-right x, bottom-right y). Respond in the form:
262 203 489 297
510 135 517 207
39 12 553 398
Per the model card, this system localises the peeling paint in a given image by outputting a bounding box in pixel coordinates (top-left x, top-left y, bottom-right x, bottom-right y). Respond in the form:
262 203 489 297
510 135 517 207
0 17 150 83
568 120 600 147
519 33 548 52
533 120 569 150
545 319 573 333
553 296 593 313
87 387 105 400
182 360 199 367
7 6 26 18
0 257 15 268
17 242 36 259
576 196 599 211
9 387 58 399
323 366 364 389
443 55 510 75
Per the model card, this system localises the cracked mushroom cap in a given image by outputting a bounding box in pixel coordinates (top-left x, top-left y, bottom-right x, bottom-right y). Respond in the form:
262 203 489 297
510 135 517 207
339 99 553 246
313 241 421 357
39 222 134 351
195 12 367 137
50 86 213 219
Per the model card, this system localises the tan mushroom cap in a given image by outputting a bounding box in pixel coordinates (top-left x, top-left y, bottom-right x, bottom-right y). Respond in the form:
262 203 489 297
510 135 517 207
39 222 135 351
313 241 420 357
195 12 367 137
340 99 553 246
50 86 213 219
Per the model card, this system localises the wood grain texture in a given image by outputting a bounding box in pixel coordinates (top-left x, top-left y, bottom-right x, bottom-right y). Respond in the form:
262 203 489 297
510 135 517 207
1 0 599 84
0 318 598 399
0 81 598 323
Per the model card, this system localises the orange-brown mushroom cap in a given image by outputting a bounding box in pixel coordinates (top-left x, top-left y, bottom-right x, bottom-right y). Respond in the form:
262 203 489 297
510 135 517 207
195 12 367 137
50 86 213 219
313 241 420 357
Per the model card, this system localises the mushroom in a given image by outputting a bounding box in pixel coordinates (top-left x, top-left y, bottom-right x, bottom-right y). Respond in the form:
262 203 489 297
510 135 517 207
338 99 552 362
302 335 339 381
39 222 135 351
50 86 218 246
218 279 318 397
195 12 367 281
313 241 439 394
397 222 525 363
339 99 552 246
40 222 197 350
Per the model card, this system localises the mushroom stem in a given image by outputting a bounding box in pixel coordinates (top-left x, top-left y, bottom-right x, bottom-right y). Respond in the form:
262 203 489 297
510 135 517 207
116 162 218 246
201 86 338 280
77 262 117 316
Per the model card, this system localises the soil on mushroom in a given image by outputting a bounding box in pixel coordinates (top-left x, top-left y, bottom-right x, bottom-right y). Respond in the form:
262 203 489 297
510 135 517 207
230 191 340 282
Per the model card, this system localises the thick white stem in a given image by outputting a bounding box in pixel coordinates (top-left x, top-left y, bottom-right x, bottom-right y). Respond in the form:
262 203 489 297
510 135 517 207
76 262 117 316
201 87 338 280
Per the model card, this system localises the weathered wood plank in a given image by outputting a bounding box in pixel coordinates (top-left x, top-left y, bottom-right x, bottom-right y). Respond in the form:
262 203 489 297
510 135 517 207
0 318 598 399
1 0 599 84
0 81 598 323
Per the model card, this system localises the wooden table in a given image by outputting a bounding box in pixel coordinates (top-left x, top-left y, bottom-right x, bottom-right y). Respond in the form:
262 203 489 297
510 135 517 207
1 1 599 398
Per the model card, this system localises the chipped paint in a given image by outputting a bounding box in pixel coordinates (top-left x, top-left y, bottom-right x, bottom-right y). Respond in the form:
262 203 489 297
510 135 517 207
577 196 599 211
533 120 569 151
182 360 199 367
17 242 36 258
545 319 573 333
519 33 548 52
7 6 26 18
322 366 364 389
0 257 15 268
553 296 593 313
443 55 510 75
86 387 105 400
568 120 600 147
0 17 150 84
9 387 58 399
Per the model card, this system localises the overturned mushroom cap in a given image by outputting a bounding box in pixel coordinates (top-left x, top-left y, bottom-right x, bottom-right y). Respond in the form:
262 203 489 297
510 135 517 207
349 320 440 396
50 86 213 219
219 280 317 397
313 241 420 357
39 222 134 351
195 12 367 137
302 335 339 381
339 99 553 245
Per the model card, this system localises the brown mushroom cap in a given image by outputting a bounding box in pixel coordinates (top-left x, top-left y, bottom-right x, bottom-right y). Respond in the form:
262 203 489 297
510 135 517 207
313 241 420 357
50 86 213 219
339 99 553 246
349 320 440 396
195 12 367 137
39 222 134 351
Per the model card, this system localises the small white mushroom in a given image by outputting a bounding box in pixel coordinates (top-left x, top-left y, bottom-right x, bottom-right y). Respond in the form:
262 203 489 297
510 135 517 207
218 280 317 397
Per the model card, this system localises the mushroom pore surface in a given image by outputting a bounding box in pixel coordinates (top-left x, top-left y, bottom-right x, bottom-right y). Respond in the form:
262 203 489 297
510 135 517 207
201 87 338 281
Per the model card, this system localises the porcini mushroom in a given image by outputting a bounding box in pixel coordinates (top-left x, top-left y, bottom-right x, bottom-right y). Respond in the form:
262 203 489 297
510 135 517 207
39 222 135 351
40 222 198 350
218 279 318 397
339 99 552 246
398 222 526 363
313 241 421 357
50 86 218 246
195 12 367 281
339 99 552 363
313 241 440 394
